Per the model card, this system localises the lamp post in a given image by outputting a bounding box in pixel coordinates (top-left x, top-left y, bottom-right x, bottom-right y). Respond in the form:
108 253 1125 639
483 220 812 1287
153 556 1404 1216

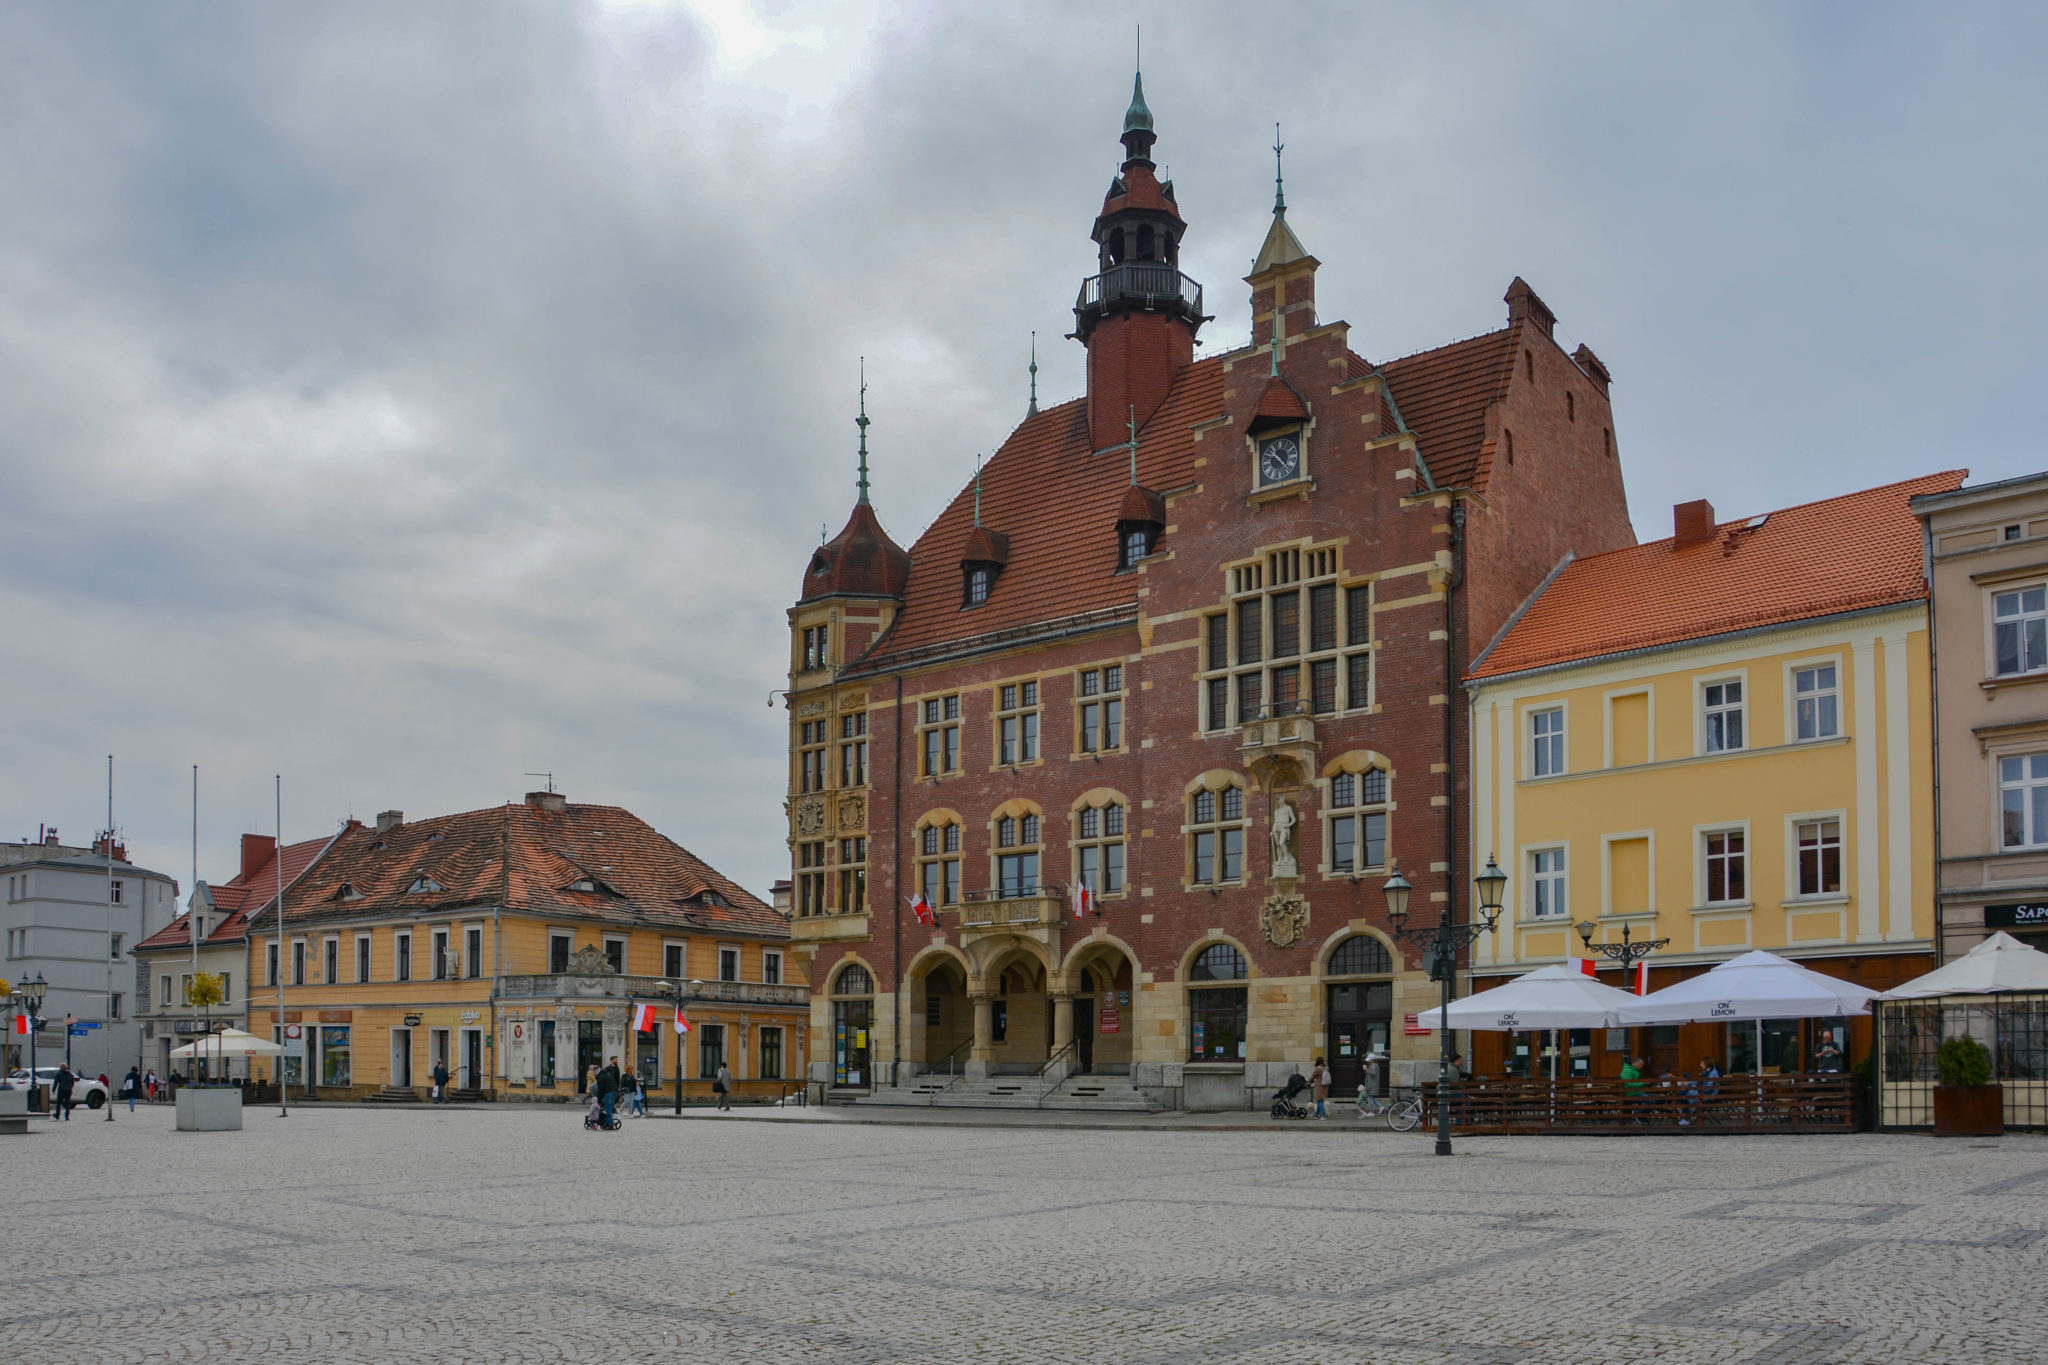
1573 919 1669 982
24 973 47 1113
657 978 703 1116
1384 855 1508 1156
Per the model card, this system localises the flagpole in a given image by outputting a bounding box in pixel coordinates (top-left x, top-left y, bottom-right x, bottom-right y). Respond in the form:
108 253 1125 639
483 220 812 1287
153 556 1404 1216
276 775 288 1118
190 765 199 1081
104 756 115 1122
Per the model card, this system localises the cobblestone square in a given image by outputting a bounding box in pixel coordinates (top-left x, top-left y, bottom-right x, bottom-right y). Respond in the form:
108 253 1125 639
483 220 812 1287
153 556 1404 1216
5 1104 2045 1362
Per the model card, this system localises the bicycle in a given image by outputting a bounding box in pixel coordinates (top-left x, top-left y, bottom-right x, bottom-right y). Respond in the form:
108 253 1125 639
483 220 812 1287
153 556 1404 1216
1384 1090 1425 1132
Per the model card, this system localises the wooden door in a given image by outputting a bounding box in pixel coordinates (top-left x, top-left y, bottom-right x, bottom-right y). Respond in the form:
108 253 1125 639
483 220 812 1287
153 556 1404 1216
1073 998 1094 1073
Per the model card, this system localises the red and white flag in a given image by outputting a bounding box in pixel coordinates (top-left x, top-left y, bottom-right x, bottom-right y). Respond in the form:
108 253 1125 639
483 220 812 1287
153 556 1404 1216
10 1014 23 1036
1569 957 1598 978
629 1002 659 1033
1631 960 1652 996
673 1005 691 1036
908 893 933 927
1070 881 1094 921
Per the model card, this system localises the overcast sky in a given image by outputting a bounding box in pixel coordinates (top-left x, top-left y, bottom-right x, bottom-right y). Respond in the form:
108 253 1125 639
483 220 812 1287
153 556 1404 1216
3 2 2043 898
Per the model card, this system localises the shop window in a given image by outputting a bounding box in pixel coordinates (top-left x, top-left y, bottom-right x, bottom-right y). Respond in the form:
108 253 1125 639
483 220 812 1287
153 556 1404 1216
1188 944 1248 1063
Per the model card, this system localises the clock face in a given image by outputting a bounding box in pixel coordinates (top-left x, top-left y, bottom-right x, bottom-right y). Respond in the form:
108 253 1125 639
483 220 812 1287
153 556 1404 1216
1260 434 1301 485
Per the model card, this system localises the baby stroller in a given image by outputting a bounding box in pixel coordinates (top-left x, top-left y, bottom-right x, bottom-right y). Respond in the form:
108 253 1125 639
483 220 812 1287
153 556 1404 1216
583 1094 621 1132
1270 1072 1310 1120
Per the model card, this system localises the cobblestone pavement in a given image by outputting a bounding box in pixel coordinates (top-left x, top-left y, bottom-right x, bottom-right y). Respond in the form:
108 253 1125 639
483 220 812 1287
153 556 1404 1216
6 1104 2046 1363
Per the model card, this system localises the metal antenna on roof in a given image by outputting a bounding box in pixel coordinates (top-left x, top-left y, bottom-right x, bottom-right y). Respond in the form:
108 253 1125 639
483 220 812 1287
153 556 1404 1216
1272 123 1286 218
1026 332 1038 418
855 356 871 506
523 771 556 795
973 455 983 527
1127 405 1139 485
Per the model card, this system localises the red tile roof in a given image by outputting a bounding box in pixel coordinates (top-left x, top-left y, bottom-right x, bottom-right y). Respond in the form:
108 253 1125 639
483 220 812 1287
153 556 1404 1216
134 834 335 953
1469 471 1967 681
263 801 784 939
799 502 911 603
845 324 1531 672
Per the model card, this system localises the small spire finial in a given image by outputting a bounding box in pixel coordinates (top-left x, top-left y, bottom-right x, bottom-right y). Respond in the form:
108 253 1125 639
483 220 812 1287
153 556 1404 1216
973 455 983 527
1273 123 1286 218
1026 332 1039 418
1271 322 1283 377
855 357 871 506
1127 404 1139 486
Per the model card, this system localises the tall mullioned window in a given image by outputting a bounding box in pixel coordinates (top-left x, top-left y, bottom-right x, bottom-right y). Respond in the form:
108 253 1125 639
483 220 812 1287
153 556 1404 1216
1793 665 1839 741
1074 800 1126 896
837 837 867 914
838 712 868 787
1188 786 1246 885
1327 767 1389 874
1077 665 1124 753
996 682 1040 766
918 820 962 908
797 841 827 916
920 696 961 776
800 624 830 670
994 812 1041 898
1199 546 1370 730
798 720 828 793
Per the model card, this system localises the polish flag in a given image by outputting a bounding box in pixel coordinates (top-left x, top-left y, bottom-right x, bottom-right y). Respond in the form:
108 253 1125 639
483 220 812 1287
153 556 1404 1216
10 1014 23 1036
673 1005 691 1036
1070 882 1094 921
629 1002 659 1033
908 893 933 927
1631 960 1652 996
1569 957 1598 978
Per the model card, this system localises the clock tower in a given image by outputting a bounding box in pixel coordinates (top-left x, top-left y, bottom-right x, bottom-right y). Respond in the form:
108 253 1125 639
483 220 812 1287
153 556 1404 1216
1074 71 1209 452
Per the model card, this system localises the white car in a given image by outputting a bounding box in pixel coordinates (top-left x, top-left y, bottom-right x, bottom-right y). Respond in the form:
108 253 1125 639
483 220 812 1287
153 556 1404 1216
5 1067 110 1109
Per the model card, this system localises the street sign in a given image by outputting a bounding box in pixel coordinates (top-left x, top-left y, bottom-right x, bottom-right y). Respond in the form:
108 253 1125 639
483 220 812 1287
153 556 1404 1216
75 1021 101 1029
68 1026 89 1037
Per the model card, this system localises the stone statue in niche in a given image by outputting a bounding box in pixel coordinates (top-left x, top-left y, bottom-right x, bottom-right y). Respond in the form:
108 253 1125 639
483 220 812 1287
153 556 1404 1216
1269 798 1299 881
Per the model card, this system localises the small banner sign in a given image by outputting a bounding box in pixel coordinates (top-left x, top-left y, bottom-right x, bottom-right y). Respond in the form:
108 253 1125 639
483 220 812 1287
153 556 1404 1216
1098 1007 1121 1035
1404 1012 1430 1036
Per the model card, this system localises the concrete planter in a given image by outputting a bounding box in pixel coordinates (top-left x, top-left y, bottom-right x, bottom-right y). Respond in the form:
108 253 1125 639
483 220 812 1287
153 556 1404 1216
1932 1084 2003 1137
176 1086 244 1132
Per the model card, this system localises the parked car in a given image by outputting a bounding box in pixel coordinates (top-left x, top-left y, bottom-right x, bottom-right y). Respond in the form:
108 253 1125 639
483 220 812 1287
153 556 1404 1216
6 1068 110 1109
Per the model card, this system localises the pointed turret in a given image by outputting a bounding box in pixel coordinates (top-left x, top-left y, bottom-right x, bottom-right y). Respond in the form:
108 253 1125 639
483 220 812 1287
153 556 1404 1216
1246 126 1319 351
1075 69 1206 450
799 373 909 604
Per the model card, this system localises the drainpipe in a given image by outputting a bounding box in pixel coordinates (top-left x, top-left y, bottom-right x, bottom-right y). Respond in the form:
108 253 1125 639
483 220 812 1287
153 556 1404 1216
1923 517 1945 965
892 672 905 1087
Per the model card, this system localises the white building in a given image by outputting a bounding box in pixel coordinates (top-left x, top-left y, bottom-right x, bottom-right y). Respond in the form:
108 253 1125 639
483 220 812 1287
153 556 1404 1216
2 833 178 1079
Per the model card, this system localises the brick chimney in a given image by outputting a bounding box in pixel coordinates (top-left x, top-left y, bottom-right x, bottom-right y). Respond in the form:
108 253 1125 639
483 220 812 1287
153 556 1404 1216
525 790 567 813
1504 276 1556 337
240 833 276 881
375 810 404 834
92 832 127 862
1674 499 1718 547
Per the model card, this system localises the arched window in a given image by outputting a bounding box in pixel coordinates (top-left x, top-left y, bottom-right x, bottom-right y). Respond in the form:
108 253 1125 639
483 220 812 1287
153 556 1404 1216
1328 935 1392 978
917 819 962 908
1074 799 1125 897
993 810 1041 898
830 964 873 1089
1137 224 1155 259
966 566 992 606
1327 766 1390 874
833 963 873 997
1187 784 1246 884
1108 228 1125 264
1122 527 1150 567
1188 943 1247 1062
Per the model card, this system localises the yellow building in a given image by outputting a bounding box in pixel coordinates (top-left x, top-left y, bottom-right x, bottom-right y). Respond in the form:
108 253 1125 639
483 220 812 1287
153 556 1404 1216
1464 475 1961 1078
242 792 805 1103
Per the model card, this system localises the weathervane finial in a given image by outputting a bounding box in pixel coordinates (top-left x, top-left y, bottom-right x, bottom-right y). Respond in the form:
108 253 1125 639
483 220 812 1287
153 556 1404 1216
1127 405 1139 486
855 357 871 505
973 455 983 527
1273 123 1286 218
1027 332 1039 418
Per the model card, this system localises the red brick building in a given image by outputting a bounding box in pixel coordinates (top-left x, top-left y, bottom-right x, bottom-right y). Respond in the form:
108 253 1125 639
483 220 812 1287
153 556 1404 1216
785 74 1634 1108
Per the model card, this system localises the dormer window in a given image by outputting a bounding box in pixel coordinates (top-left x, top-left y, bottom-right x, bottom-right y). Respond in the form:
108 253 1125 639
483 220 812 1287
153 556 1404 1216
405 875 443 895
566 878 597 894
966 566 992 605
334 882 361 902
1122 527 1151 567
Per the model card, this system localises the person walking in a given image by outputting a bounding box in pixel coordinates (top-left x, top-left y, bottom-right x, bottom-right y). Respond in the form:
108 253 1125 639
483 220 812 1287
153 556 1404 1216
52 1063 75 1120
715 1060 733 1112
431 1059 450 1104
596 1056 621 1127
144 1069 158 1102
1356 1051 1386 1117
121 1066 142 1112
1308 1056 1332 1119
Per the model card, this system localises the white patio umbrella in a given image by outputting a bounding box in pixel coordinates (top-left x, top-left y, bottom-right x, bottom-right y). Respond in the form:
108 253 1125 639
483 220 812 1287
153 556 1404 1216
1878 931 2048 999
1618 950 1876 1025
171 1027 286 1075
1413 964 1642 1031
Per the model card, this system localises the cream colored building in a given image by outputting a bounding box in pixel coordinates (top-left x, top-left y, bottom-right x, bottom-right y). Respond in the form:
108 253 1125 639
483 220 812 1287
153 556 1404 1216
1914 472 2048 961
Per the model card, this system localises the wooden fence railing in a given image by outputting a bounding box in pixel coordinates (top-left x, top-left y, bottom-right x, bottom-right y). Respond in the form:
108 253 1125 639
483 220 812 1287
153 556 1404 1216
1417 1074 1854 1134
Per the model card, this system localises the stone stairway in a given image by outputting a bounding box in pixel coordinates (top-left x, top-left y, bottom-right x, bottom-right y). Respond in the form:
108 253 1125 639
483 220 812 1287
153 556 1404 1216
855 1071 1160 1113
366 1086 419 1104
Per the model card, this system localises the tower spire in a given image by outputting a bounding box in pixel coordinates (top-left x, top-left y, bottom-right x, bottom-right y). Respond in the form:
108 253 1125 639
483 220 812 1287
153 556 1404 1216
1026 332 1039 418
855 357 871 505
1272 123 1286 218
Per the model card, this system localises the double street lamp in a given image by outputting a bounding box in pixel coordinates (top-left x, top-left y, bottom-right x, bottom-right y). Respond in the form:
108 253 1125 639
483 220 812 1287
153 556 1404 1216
1382 856 1508 1156
1574 918 1670 978
653 978 703 1116
18 974 48 1112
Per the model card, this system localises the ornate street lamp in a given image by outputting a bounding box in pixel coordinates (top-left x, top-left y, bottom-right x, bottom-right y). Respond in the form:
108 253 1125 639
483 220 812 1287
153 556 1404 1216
24 973 47 1112
1384 859 1507 1156
655 978 704 1115
1574 918 1669 984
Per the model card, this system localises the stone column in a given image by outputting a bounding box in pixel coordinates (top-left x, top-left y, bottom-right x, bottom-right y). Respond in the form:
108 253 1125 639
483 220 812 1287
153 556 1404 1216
1049 989 1076 1086
967 992 995 1081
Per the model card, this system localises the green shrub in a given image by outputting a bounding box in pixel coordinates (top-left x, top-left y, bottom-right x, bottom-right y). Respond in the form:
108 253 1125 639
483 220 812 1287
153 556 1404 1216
1936 1036 1993 1088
